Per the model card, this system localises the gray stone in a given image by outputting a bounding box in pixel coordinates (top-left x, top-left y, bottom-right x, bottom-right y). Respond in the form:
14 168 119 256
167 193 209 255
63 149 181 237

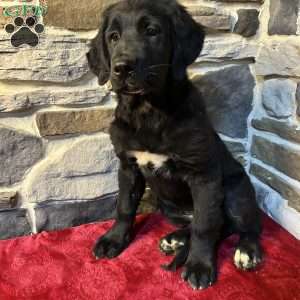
0 127 44 186
43 0 105 30
197 35 257 63
252 117 300 144
262 79 297 119
296 84 300 116
268 0 299 35
251 135 300 181
253 179 300 239
35 193 117 232
193 65 254 138
214 0 263 2
250 163 300 212
234 9 260 37
0 209 31 240
187 6 216 16
0 86 109 112
23 135 119 204
36 107 115 137
35 189 158 232
184 4 233 32
0 34 89 82
193 15 232 32
256 40 300 77
0 191 18 209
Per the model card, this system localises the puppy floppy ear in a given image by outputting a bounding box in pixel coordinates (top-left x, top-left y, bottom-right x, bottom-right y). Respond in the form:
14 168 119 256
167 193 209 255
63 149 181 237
171 5 205 80
86 9 111 85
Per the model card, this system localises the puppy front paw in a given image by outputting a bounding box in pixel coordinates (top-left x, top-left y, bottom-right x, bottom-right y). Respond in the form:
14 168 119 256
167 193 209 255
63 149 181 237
93 232 130 259
181 260 216 290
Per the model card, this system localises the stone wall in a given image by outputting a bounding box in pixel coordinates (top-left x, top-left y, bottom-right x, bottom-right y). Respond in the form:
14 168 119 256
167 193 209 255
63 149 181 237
0 0 300 240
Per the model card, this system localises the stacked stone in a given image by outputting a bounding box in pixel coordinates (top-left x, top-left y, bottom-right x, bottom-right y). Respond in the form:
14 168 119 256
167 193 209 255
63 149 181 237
249 0 300 240
0 0 299 239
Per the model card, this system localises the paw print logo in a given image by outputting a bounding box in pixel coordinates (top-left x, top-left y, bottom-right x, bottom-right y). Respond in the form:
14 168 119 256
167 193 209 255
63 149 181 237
4 16 44 47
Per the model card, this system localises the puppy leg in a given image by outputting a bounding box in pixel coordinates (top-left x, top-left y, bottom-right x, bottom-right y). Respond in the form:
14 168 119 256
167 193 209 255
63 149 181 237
224 169 262 270
181 176 224 290
93 164 145 259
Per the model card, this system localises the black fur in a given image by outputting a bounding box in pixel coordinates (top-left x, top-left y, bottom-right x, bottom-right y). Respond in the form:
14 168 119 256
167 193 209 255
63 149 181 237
87 0 262 290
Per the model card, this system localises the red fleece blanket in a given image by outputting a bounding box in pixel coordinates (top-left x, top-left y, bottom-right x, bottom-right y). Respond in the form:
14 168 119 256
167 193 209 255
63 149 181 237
0 214 299 300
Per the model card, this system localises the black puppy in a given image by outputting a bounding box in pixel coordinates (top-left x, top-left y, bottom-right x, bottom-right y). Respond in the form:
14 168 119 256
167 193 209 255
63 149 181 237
87 0 262 290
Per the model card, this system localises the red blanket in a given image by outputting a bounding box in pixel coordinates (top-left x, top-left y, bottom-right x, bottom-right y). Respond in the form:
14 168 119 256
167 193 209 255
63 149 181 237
0 214 299 300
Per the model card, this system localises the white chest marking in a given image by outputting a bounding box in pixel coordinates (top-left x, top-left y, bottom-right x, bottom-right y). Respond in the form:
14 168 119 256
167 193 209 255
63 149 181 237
129 151 168 169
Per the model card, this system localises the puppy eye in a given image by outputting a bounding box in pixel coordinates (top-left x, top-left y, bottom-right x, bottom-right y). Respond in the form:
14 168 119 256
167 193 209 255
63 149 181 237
110 32 120 43
146 26 160 36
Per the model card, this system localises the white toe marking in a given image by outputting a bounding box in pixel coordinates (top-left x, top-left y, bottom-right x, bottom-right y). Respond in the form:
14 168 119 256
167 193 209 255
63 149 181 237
171 238 185 247
161 238 185 251
160 239 171 251
234 249 241 266
240 252 250 268
234 248 251 269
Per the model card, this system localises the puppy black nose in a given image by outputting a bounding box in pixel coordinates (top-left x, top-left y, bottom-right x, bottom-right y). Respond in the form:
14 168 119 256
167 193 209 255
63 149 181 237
113 61 134 77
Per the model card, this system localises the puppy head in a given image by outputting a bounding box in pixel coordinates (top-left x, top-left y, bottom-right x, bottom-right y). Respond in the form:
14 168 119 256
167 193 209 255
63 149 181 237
87 0 205 95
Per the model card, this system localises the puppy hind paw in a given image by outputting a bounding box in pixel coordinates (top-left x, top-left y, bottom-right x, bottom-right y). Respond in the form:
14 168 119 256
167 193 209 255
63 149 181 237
159 229 189 255
159 237 185 255
234 246 262 270
161 243 189 272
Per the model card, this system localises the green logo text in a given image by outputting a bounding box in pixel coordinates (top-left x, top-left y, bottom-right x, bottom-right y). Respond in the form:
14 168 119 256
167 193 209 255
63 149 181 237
3 4 47 17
